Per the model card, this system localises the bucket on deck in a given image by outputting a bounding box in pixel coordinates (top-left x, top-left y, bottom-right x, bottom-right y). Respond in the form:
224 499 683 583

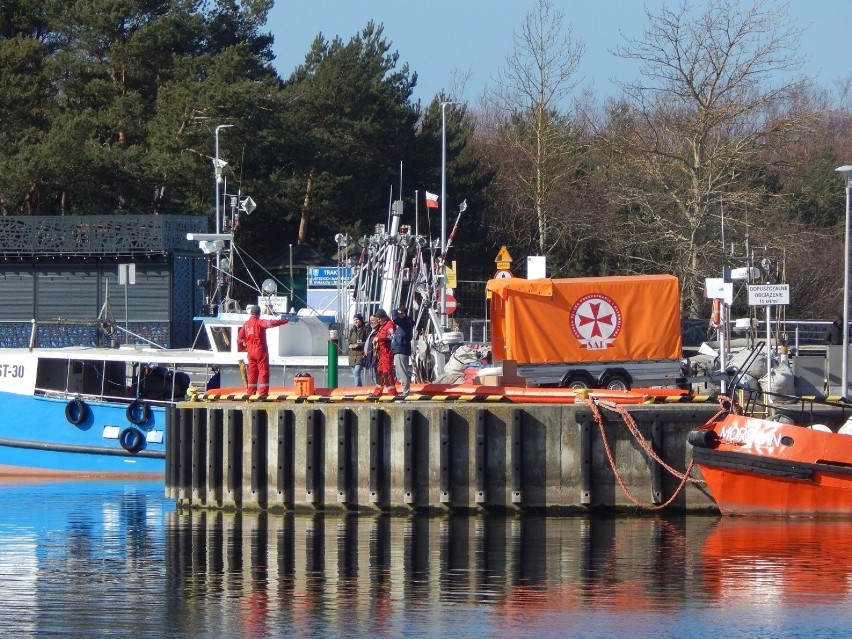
294 372 315 396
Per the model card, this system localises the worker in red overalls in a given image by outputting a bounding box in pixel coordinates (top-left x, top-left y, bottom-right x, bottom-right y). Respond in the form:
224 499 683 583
372 308 397 396
237 305 291 396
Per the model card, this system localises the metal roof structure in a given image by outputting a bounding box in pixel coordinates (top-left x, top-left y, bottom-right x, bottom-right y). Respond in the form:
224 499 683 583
0 215 207 257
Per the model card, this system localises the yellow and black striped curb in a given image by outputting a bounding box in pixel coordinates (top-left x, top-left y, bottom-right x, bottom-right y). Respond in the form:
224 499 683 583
660 394 714 403
189 392 509 403
187 391 716 405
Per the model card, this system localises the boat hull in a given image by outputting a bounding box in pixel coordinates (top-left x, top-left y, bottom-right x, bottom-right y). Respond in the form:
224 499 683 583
0 392 165 478
691 414 852 516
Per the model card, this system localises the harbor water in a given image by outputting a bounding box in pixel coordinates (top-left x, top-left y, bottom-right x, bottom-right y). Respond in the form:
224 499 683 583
1 481 851 638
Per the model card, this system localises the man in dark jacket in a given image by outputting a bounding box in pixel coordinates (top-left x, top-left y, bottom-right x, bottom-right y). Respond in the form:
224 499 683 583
826 313 846 345
347 314 367 386
391 306 415 395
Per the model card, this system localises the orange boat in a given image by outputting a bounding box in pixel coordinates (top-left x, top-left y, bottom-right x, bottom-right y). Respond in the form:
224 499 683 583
689 412 852 516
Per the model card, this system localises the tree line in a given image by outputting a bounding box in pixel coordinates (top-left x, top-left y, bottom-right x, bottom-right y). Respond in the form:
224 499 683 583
1 0 850 320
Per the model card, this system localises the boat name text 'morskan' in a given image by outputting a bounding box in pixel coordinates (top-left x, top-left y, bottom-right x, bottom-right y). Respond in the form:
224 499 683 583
719 421 783 448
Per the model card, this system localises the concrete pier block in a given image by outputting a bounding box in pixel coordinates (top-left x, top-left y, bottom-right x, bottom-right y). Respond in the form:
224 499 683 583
170 401 720 514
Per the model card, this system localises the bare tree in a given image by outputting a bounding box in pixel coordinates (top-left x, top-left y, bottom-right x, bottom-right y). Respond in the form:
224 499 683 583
483 0 586 260
606 0 813 316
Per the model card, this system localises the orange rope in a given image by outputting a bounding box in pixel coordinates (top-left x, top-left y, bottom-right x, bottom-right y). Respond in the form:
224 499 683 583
581 397 705 511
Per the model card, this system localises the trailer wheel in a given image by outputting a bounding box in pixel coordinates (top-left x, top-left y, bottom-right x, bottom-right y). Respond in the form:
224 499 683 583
603 374 631 391
562 374 593 390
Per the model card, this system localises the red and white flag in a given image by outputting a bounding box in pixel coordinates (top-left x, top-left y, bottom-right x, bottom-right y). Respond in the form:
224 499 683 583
425 191 439 209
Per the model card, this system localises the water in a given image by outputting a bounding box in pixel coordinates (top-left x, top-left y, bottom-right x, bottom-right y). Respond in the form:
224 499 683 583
0 481 850 639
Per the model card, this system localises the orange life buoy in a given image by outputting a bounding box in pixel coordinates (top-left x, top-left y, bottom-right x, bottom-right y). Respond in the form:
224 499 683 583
710 298 721 328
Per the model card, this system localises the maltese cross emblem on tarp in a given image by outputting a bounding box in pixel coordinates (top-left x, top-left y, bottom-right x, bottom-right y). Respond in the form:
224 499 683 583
570 293 623 350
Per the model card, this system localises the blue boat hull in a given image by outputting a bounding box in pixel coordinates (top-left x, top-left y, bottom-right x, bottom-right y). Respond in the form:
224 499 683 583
0 393 165 477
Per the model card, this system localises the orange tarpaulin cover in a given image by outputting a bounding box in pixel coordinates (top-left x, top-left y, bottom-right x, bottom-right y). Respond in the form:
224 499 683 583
487 275 682 364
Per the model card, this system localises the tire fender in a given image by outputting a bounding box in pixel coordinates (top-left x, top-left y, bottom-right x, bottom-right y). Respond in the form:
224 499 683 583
126 398 151 425
118 426 145 453
65 398 88 425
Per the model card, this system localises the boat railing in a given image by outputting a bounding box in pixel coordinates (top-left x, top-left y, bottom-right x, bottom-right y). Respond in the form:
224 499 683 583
34 386 187 408
735 386 852 428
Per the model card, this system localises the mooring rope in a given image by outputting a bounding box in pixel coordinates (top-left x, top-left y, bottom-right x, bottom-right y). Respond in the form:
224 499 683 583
581 397 705 511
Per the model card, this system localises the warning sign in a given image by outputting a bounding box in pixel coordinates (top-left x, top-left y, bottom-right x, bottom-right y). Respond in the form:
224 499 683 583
495 246 513 265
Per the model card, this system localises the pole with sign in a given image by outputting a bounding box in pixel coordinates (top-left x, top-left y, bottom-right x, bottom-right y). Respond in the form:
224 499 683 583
706 277 733 393
488 246 514 302
747 283 790 387
118 264 136 344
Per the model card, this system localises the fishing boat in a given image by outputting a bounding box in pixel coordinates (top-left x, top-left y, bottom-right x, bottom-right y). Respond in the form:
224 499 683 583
0 308 345 478
0 175 469 477
689 410 852 516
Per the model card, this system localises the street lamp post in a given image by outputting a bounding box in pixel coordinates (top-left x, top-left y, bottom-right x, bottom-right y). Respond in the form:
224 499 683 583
836 165 852 399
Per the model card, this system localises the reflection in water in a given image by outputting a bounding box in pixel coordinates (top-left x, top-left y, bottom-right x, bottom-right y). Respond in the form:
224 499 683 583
164 512 852 638
1 481 852 638
701 519 852 605
0 481 170 638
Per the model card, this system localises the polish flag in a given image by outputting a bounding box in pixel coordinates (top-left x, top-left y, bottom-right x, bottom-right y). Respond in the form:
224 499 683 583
425 191 439 209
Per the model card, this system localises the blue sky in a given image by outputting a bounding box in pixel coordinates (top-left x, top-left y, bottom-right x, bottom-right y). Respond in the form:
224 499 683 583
265 0 851 106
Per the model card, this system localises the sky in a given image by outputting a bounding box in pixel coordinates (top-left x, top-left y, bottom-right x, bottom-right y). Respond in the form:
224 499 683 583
265 0 852 107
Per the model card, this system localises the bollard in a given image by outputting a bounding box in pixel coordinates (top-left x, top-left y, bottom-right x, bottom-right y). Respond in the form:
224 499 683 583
328 328 339 388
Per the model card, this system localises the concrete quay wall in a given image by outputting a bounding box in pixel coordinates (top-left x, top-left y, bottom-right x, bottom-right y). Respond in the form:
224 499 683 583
165 401 721 514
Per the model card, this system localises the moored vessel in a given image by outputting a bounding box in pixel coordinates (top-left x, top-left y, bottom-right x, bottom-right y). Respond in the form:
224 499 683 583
689 409 852 516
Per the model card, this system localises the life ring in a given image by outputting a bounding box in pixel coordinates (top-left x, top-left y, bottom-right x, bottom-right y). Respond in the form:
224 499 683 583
65 398 88 425
126 398 151 425
710 297 721 328
118 426 145 453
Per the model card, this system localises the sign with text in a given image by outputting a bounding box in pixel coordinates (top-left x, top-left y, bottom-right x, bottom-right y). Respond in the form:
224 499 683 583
747 284 790 306
307 266 353 288
445 261 457 288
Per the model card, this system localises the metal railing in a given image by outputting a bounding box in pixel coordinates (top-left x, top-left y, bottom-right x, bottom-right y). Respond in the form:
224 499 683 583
0 215 206 256
736 386 852 427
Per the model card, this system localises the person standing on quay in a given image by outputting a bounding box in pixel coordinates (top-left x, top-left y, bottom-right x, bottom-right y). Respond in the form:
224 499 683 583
347 313 367 386
391 306 415 396
237 305 291 396
826 313 846 345
373 309 397 396
363 314 379 385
